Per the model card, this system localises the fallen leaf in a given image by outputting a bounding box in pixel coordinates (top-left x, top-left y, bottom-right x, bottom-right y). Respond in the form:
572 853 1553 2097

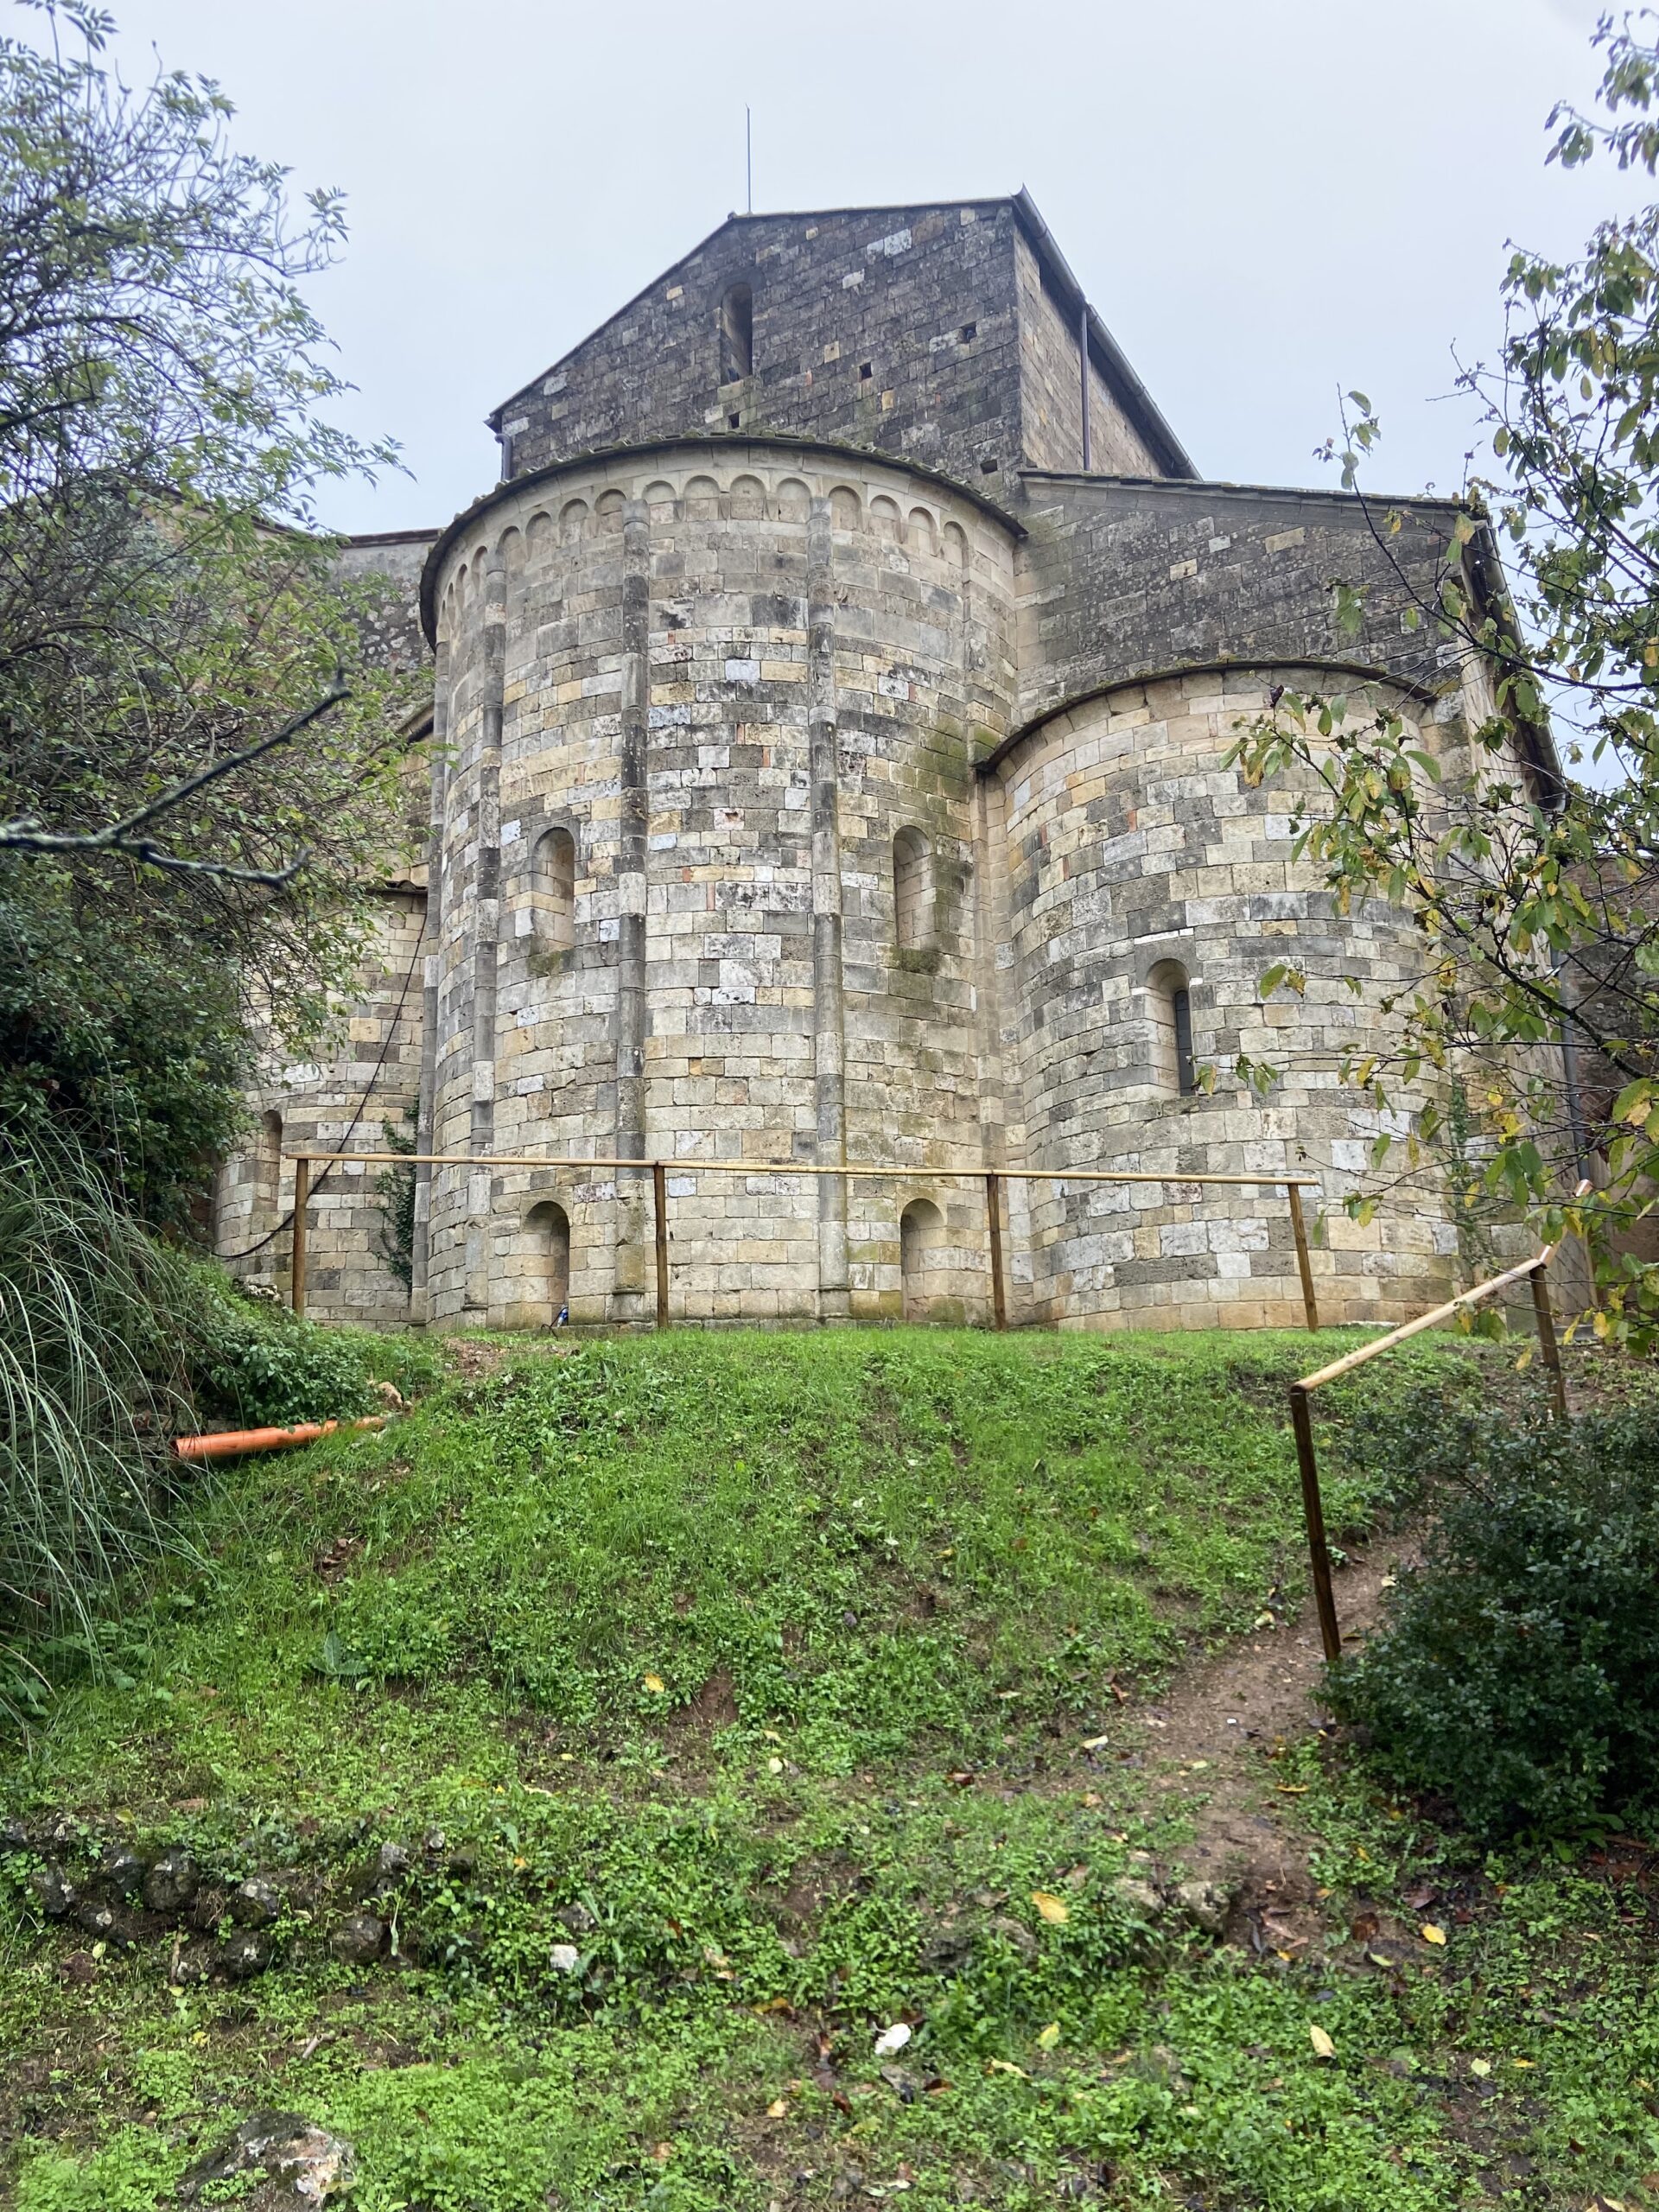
766 1757 784 1775
766 2098 787 2118
1037 2022 1061 2050
987 2058 1028 2078
874 2022 912 2056
1080 1733 1110 1752
1421 1923 1447 1947
1253 1610 1277 1630
1080 1790 1102 1807
1469 2058 1491 2078
643 1673 665 1694
1031 1891 1070 1924
1308 2024 1336 2060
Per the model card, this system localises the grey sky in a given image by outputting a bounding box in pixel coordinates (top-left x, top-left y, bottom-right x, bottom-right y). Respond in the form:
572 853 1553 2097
82 0 1630 536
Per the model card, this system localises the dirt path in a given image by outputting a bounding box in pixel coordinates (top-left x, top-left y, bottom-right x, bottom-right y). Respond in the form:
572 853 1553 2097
1107 1535 1417 1947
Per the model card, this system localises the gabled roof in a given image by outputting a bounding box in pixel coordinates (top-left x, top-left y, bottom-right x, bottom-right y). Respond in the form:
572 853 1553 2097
486 191 1197 482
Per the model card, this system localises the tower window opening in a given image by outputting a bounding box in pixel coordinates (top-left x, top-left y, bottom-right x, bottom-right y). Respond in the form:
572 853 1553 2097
525 1199 571 1324
859 360 874 380
532 825 576 951
1148 960 1198 1097
959 321 976 343
893 825 933 952
719 282 753 383
899 1198 943 1322
728 411 741 429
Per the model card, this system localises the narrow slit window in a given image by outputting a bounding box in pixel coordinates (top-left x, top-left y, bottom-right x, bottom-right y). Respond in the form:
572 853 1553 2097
1172 984 1196 1096
719 283 753 383
1148 961 1197 1098
893 825 931 952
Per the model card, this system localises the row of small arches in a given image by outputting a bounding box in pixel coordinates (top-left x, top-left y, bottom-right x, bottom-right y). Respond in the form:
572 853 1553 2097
516 1194 949 1325
441 483 971 624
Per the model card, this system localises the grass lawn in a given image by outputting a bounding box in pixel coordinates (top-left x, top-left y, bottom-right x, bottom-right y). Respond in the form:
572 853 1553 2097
2 1326 1656 2209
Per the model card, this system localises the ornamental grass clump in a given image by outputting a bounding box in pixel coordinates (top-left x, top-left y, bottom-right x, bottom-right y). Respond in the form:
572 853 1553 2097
0 1133 194 1702
1330 1403 1659 1840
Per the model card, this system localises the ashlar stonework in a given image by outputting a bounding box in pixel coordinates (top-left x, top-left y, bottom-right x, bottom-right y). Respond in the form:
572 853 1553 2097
217 194 1556 1334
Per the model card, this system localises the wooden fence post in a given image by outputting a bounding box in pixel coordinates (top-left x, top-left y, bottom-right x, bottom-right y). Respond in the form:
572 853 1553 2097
1529 1264 1567 1418
652 1161 669 1330
1288 1382 1342 1665
1287 1183 1319 1333
290 1156 309 1319
985 1171 1007 1331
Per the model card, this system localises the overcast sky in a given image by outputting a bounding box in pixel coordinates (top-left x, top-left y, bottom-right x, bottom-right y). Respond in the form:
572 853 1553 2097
73 0 1637 535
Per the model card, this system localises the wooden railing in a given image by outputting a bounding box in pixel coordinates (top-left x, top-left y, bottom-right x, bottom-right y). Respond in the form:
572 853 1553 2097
1287 1190 1587 1665
282 1151 1325 1332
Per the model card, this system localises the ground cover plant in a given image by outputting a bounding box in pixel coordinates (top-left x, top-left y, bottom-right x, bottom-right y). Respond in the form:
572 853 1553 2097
1 1326 1654 2211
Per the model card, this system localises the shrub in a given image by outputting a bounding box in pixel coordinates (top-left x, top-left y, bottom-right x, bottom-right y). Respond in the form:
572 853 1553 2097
1329 1404 1659 1839
179 1265 437 1428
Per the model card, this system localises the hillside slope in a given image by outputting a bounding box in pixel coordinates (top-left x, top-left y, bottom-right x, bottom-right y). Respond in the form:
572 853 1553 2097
3 1328 1654 2210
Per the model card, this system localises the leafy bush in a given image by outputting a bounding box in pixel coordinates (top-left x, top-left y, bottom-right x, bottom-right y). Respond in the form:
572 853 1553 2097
1330 1404 1659 1839
180 1264 435 1427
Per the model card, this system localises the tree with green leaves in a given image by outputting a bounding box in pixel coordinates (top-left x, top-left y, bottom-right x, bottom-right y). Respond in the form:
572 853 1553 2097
0 0 423 1227
1228 11 1659 1341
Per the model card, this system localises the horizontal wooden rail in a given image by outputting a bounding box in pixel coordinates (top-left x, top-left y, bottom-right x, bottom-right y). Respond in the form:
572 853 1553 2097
279 1152 1323 1333
285 1152 1320 1187
1287 1184 1587 1666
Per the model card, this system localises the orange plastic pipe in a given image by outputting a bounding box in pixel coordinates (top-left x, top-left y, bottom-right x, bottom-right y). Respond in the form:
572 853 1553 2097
173 1415 387 1462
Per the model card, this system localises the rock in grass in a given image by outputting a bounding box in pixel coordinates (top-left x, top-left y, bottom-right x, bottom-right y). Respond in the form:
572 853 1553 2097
101 1846 146 1896
1173 1878 1232 1936
1109 1876 1164 1921
218 1929 272 1980
550 1942 582 1974
988 1915 1038 1962
330 1912 385 1966
177 2110 354 2207
143 1849 198 1915
29 1863 75 1918
229 1877 283 1928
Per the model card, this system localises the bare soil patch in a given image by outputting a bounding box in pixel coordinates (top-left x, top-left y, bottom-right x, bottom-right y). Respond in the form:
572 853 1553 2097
1109 1534 1419 1949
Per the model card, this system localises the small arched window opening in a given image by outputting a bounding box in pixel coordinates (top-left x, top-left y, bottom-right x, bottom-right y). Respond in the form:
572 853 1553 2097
893 825 932 952
531 826 576 951
1148 960 1197 1097
899 1198 943 1322
526 1199 571 1322
719 282 753 383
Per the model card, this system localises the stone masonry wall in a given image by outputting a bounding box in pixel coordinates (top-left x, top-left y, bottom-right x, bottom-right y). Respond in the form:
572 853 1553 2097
496 202 1173 503
991 671 1465 1332
424 444 1019 1329
214 888 427 1327
1010 475 1462 734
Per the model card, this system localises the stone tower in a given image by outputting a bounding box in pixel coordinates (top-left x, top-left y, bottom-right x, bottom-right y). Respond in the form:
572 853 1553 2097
216 194 1558 1332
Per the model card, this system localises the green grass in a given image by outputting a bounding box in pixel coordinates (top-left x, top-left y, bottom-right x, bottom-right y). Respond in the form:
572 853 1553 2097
3 1325 1654 2209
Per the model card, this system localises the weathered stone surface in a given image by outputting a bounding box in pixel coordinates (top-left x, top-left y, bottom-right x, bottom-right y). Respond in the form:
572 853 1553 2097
1173 1878 1232 1936
143 1848 198 1916
229 1877 283 1929
29 1863 75 1918
215 198 1543 1339
331 1911 386 1966
178 2110 354 2208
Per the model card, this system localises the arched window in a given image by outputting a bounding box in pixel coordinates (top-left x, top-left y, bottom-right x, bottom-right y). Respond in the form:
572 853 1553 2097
525 1199 571 1321
899 1198 943 1322
531 826 576 951
893 825 931 952
1148 960 1197 1097
719 283 753 383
